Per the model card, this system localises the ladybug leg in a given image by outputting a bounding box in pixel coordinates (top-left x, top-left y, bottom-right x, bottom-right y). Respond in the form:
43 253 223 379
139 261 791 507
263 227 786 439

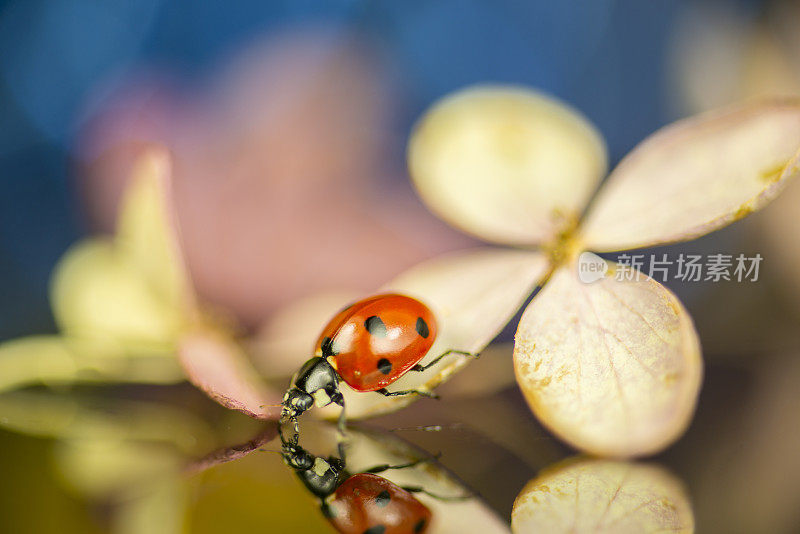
329 390 348 437
278 420 300 447
290 417 300 435
400 485 474 501
319 501 333 520
411 350 478 373
364 453 441 474
336 400 347 436
375 388 440 400
335 439 348 466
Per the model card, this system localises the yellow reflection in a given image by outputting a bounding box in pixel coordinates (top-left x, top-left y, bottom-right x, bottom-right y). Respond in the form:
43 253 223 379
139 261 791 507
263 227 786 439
512 457 694 534
0 389 218 534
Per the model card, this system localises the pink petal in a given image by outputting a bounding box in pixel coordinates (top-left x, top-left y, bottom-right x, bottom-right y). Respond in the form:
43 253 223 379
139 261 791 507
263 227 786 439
179 332 281 420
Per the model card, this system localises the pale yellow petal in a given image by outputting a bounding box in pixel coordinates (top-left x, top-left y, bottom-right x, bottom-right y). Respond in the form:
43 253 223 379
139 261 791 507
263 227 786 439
408 86 607 245
113 478 186 534
51 239 186 348
321 248 548 420
0 335 184 393
50 149 195 348
55 439 182 497
383 248 548 356
514 261 702 457
178 331 282 420
115 148 194 313
0 390 213 453
512 458 694 533
581 100 800 251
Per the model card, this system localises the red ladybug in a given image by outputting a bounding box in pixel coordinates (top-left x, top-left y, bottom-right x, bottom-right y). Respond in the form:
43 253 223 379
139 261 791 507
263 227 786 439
281 437 434 534
281 293 472 428
326 473 432 534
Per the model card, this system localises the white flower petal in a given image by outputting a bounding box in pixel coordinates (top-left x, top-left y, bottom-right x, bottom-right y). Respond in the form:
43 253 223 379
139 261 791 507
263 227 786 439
409 86 607 245
581 100 800 251
514 261 702 457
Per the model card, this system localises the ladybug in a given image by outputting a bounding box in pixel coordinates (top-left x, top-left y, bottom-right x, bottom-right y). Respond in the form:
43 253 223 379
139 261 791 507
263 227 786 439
281 437 433 533
326 473 432 533
281 293 473 428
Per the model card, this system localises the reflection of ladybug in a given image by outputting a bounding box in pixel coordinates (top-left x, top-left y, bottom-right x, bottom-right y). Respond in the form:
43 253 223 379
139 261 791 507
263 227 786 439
282 439 433 534
281 294 473 428
327 473 432 534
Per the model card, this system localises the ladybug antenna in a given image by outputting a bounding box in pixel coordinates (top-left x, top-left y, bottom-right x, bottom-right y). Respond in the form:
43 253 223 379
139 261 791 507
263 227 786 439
387 423 466 432
256 449 284 456
320 501 334 519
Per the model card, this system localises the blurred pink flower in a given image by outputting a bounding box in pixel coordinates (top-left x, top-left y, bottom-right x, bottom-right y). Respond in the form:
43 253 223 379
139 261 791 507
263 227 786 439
76 29 470 328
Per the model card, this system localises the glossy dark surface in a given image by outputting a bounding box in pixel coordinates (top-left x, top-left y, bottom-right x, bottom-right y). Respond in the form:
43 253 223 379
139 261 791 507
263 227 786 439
1 353 800 533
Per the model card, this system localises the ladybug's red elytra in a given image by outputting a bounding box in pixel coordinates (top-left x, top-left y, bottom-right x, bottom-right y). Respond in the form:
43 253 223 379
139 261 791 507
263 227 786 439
319 294 438 392
281 436 438 534
327 473 432 534
281 293 474 429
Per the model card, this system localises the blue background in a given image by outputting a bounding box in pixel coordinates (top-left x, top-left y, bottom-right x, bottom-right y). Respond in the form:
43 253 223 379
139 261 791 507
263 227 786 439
0 0 762 339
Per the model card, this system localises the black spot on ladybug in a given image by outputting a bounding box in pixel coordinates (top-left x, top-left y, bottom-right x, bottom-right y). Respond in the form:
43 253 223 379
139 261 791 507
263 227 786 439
414 518 427 532
363 526 386 534
365 316 388 337
374 490 391 507
377 358 392 375
321 336 337 357
416 317 430 338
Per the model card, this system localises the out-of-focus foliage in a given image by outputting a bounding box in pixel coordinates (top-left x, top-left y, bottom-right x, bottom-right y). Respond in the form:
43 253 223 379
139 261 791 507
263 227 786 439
0 151 190 395
0 150 195 398
52 150 193 349
0 147 284 417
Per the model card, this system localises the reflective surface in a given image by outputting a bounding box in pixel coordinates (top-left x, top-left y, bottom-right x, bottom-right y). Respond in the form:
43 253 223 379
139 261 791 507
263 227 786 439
1 351 799 533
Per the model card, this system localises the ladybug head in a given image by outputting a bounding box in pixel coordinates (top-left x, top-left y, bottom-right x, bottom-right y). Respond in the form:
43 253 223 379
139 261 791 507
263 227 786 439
280 440 314 470
281 438 347 499
281 357 344 421
281 388 314 421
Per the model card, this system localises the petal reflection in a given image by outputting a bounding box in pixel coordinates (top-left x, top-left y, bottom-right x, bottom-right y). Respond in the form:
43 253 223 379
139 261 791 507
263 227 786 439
512 458 694 534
